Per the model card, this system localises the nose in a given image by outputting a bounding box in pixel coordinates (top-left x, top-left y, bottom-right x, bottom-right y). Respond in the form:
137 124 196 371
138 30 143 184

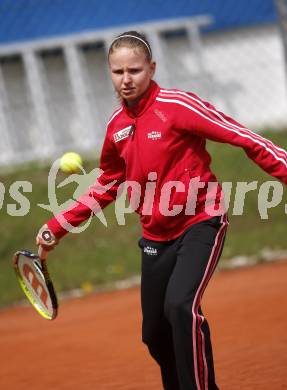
123 72 131 84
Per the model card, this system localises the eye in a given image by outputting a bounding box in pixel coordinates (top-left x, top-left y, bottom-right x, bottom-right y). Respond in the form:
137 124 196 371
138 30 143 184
129 68 141 74
112 69 123 75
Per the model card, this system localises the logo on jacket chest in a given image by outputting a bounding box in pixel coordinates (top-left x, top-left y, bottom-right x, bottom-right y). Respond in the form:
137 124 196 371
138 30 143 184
114 125 134 143
147 131 162 141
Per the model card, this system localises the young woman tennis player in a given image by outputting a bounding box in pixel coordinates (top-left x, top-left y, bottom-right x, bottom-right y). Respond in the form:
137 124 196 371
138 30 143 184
37 31 287 389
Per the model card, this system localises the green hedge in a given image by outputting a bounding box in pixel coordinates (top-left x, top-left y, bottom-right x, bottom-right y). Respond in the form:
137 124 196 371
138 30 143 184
0 130 286 306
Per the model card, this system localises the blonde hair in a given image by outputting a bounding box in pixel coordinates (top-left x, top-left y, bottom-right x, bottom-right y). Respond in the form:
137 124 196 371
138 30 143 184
109 31 152 61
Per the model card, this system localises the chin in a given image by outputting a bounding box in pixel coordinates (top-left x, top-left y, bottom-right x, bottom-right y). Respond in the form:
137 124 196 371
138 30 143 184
122 92 137 99
124 95 139 103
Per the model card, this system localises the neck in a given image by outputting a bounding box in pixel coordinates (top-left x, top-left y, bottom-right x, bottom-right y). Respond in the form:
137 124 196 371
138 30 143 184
125 96 142 107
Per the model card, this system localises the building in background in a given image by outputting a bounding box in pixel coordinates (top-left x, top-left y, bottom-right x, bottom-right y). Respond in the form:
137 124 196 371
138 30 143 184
0 0 286 166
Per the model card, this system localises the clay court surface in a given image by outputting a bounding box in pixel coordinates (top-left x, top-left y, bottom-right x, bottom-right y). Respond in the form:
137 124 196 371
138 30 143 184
0 261 286 390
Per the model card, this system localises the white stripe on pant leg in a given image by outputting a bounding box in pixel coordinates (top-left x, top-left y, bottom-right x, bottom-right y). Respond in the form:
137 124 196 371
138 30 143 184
192 219 228 390
201 223 227 389
197 223 227 389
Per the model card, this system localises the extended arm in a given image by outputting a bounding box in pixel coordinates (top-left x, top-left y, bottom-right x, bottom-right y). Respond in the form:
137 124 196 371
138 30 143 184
168 90 287 184
37 132 125 248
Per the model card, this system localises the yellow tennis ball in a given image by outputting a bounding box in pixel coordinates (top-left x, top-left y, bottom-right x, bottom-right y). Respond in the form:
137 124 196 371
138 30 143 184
60 152 83 174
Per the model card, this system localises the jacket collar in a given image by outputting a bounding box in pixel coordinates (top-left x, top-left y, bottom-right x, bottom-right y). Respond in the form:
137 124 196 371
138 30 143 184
122 80 160 118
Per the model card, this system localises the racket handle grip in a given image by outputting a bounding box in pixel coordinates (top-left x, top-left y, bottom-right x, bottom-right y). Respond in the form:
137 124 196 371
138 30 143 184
38 246 48 260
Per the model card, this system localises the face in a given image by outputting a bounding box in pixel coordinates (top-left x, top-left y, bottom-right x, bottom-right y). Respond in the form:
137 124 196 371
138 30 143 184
109 46 156 106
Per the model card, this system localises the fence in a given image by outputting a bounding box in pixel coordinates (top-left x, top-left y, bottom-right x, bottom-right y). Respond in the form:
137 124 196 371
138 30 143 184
0 6 286 166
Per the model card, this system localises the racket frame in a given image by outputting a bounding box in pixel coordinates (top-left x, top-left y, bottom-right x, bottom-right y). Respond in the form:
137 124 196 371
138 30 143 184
13 249 58 320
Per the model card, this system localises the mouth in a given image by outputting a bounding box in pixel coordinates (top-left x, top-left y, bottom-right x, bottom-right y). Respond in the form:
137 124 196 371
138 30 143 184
122 88 135 94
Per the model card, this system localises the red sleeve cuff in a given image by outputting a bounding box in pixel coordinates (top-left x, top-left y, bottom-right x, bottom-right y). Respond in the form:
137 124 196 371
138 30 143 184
47 217 69 240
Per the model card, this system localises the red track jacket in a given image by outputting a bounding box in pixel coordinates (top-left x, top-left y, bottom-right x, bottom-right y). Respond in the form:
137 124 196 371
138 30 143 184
47 81 287 241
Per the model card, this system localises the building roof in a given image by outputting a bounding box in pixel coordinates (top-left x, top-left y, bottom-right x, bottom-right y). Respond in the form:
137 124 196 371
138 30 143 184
0 0 278 45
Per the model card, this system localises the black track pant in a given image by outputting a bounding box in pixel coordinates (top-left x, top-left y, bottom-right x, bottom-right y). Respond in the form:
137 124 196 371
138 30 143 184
139 215 228 390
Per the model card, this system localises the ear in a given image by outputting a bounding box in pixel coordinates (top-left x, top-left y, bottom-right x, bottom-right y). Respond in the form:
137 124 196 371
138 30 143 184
150 61 156 77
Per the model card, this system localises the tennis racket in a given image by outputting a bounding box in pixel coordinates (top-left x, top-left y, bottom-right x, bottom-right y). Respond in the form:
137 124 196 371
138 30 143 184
13 246 58 320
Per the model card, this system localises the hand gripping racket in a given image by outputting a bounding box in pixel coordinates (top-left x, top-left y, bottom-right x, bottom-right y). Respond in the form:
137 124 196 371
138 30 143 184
13 246 58 320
